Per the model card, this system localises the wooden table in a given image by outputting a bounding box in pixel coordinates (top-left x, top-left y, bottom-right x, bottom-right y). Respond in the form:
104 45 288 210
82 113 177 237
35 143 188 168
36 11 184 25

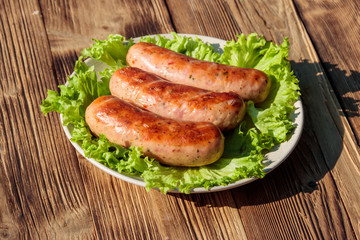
1 0 359 239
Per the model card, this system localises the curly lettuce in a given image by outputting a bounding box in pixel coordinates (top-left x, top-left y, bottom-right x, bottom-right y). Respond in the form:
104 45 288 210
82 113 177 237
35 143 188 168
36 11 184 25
40 33 300 193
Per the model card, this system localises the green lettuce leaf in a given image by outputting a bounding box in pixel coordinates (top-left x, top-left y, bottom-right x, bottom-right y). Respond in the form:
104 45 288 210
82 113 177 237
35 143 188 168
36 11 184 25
81 34 132 69
247 38 300 143
220 33 268 68
40 32 300 193
140 32 221 62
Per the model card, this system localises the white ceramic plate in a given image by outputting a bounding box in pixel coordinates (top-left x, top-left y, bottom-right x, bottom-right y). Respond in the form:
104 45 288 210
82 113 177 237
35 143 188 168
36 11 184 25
61 34 304 193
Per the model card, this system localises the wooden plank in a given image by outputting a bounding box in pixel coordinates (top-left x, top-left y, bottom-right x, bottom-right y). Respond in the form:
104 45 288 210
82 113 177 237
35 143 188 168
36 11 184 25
291 1 360 232
40 0 174 55
0 0 94 238
172 191 248 239
166 0 359 238
77 156 164 239
165 0 242 40
293 0 360 142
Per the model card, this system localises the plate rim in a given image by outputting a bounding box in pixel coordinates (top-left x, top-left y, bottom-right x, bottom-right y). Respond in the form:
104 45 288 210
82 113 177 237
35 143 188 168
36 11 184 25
61 33 304 193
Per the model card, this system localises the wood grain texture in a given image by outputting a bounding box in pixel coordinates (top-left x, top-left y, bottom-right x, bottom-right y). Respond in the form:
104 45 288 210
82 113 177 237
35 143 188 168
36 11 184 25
166 0 242 40
78 157 163 240
292 0 360 231
166 0 359 238
1 0 359 239
40 0 174 55
76 153 249 240
0 0 94 238
294 0 360 142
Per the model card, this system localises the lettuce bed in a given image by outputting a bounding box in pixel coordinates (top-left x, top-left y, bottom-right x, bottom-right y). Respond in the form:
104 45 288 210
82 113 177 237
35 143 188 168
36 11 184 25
41 33 300 193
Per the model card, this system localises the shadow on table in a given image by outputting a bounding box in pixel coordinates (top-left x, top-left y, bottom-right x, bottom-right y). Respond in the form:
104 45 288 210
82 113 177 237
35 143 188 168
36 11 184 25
169 60 359 208
320 62 360 118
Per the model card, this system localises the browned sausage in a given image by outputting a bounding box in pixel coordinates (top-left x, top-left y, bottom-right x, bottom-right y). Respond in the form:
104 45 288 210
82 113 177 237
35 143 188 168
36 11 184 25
109 67 246 131
126 42 271 103
85 95 224 167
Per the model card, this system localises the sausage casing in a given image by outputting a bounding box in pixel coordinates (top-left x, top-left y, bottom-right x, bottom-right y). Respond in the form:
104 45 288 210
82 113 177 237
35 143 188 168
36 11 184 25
126 42 271 103
110 67 246 131
85 96 224 167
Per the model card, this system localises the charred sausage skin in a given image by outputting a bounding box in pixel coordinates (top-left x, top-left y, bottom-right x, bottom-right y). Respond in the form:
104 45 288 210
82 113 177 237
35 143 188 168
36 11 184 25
85 96 224 167
126 42 271 103
110 67 246 131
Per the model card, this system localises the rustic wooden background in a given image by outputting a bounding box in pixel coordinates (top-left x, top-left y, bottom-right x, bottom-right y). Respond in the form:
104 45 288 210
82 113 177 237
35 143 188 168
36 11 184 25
1 0 359 239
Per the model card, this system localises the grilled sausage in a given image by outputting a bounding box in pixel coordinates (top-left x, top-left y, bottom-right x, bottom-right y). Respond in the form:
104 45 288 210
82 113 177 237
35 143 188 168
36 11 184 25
126 42 271 103
109 67 246 131
85 95 224 167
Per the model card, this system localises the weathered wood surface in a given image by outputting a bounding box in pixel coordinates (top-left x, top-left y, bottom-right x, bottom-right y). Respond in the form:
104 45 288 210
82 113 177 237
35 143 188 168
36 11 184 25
0 0 359 239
